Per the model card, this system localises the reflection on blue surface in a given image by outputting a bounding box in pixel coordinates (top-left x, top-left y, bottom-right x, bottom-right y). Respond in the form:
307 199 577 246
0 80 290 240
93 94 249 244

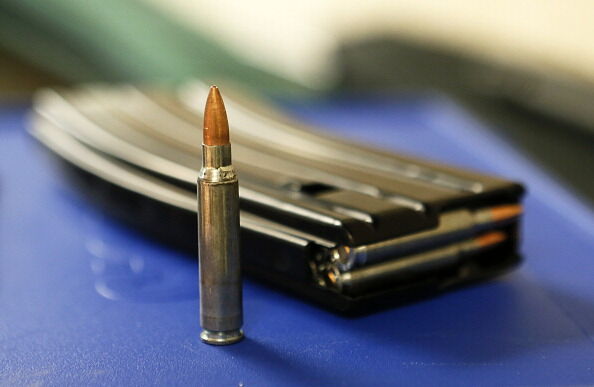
85 218 196 303
1 97 594 386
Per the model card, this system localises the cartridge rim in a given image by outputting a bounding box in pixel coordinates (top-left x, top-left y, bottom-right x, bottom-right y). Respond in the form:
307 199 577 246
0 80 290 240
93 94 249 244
200 329 244 346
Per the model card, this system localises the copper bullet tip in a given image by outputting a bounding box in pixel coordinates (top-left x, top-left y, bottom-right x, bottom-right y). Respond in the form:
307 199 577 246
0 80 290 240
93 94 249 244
475 231 507 248
326 269 338 285
489 204 523 222
203 85 230 146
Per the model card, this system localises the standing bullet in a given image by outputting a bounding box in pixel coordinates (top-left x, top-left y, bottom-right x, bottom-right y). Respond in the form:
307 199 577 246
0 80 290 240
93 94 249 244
198 86 243 345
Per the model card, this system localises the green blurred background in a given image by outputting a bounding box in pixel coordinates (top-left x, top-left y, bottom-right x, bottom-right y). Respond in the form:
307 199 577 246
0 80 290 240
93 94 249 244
1 0 593 204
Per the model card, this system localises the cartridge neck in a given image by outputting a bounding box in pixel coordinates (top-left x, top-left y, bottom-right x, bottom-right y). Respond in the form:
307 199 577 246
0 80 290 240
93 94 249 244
202 144 232 168
199 144 236 183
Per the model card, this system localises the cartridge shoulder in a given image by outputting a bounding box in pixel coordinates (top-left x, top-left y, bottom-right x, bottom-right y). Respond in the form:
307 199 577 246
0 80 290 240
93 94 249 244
198 165 237 183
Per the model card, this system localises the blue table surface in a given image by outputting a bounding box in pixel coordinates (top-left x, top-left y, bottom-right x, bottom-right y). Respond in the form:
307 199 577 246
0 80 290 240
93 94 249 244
1 95 594 386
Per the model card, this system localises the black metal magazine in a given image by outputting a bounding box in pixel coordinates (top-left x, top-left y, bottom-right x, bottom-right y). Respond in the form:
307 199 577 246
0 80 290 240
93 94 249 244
29 83 524 313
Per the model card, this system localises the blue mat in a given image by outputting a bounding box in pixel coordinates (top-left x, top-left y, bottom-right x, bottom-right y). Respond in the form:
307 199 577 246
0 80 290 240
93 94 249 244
1 95 593 385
